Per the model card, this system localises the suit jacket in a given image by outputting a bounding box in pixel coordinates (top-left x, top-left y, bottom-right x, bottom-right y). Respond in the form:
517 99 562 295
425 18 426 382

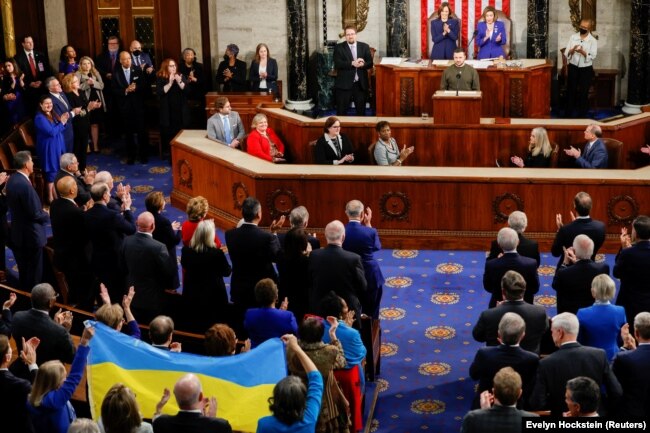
487 232 540 266
250 58 278 93
49 197 89 269
614 240 650 323
483 252 539 307
246 128 285 162
225 223 281 308
472 300 549 354
6 172 49 249
244 307 298 348
206 111 245 144
576 138 608 169
152 212 182 289
131 52 154 69
216 59 248 92
84 203 136 277
530 342 622 416
53 169 91 207
49 92 74 150
552 259 610 314
476 20 507 60
111 65 145 117
0 307 11 336
343 221 384 292
95 50 118 82
0 369 34 433
334 41 373 91
469 344 539 409
314 134 355 165
577 303 627 362
461 404 538 433
430 18 460 60
122 232 174 314
15 49 51 87
551 217 606 267
612 344 650 418
153 411 232 433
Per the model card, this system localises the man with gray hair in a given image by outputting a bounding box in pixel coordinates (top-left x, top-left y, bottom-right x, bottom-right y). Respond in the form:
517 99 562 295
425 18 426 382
487 211 540 266
95 170 131 212
564 124 608 169
309 220 367 328
564 376 600 417
483 227 539 307
53 153 93 207
46 76 75 152
277 205 320 251
530 312 621 416
152 373 232 432
469 312 539 409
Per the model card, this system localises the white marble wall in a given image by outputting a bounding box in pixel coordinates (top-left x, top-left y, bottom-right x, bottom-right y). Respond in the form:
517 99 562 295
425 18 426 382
179 0 203 60
44 0 67 73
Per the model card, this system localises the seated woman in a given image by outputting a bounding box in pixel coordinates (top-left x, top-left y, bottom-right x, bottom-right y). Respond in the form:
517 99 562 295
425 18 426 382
247 113 286 163
477 6 507 60
511 127 552 168
577 274 627 362
244 278 298 348
374 120 414 166
205 323 250 356
250 43 278 95
315 116 355 165
99 383 153 433
430 2 460 60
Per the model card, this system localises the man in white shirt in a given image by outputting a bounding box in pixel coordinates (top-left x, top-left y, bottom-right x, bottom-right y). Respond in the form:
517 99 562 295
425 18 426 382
565 19 598 118
207 96 245 147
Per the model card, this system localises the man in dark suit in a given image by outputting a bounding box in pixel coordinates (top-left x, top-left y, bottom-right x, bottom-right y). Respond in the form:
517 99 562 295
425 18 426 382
84 182 136 303
14 35 52 114
95 35 121 139
112 51 148 164
614 215 650 325
149 315 181 352
50 176 93 310
206 96 245 148
45 76 76 153
483 228 539 307
129 39 155 82
469 312 539 410
487 211 540 266
529 312 622 416
461 367 538 433
122 212 174 324
551 191 606 267
564 124 608 168
6 151 49 291
473 270 549 354
612 312 650 417
552 234 609 314
95 170 130 212
565 377 601 417
277 205 320 251
343 200 384 318
153 373 232 433
334 25 373 116
309 219 367 328
1 333 39 433
53 153 93 208
225 197 282 334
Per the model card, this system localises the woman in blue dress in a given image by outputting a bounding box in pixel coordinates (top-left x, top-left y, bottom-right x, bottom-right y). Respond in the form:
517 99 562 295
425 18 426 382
1 59 26 126
58 45 79 78
34 94 69 202
430 2 459 60
477 6 507 60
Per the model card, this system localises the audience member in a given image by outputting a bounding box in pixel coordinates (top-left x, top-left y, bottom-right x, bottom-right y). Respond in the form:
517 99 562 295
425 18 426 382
429 2 459 60
204 324 243 357
216 44 247 92
95 285 141 339
277 228 312 324
181 195 220 247
529 312 621 416
145 191 182 290
58 45 79 78
99 383 152 433
510 127 552 168
0 292 16 336
373 120 414 166
34 94 69 202
614 215 650 326
334 25 373 116
54 152 93 207
94 170 130 212
552 234 609 314
62 73 101 171
94 36 120 139
473 270 548 354
440 48 480 91
156 58 189 158
149 315 181 352
129 40 155 86
1 58 27 126
206 96 245 147
179 47 207 127
487 211 540 266
46 76 75 153
461 367 538 433
69 418 100 433
250 43 278 94
565 19 597 118
247 113 286 163
77 56 106 154
244 278 298 348
483 227 539 307
14 35 52 113
564 376 600 417
315 116 355 165
476 6 507 60
277 205 320 251
551 191 605 267
563 124 608 168
0 171 6 283
469 312 539 410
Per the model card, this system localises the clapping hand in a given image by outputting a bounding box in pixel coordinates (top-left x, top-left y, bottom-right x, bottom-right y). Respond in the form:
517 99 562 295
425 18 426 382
479 390 494 409
154 388 171 417
2 292 16 310
99 283 112 305
495 32 502 42
20 336 39 365
362 206 373 227
620 227 632 249
270 215 286 234
279 297 289 310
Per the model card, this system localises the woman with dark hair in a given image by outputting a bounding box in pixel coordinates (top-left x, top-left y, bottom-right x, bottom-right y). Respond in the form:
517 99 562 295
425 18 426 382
62 73 101 171
477 5 507 60
156 58 189 159
145 191 181 290
250 43 278 95
98 383 152 433
277 228 311 324
257 334 323 432
244 278 298 348
58 45 79 78
2 59 27 126
178 48 206 128
373 120 414 166
430 2 460 60
34 94 70 202
216 44 247 92
314 116 355 165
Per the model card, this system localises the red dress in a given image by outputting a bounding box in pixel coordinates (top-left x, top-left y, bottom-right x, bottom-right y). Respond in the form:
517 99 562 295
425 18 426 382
246 127 285 162
181 219 221 247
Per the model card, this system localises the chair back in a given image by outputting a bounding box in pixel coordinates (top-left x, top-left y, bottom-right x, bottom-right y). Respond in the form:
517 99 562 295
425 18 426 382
550 143 560 168
602 138 623 169
308 139 318 164
239 135 248 152
477 9 512 59
17 120 36 150
368 142 377 165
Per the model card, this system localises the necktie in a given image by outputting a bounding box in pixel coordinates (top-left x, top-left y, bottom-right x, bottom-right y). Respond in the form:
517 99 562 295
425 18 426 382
334 136 342 158
350 44 359 82
223 116 232 144
124 68 130 83
110 53 116 70
135 56 140 67
57 94 68 109
28 53 37 77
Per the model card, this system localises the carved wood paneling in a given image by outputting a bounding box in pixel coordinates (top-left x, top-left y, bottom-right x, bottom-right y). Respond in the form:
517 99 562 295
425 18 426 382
177 159 193 190
266 189 298 220
492 193 524 223
379 191 410 221
607 195 639 226
509 77 524 117
231 182 249 210
399 77 415 116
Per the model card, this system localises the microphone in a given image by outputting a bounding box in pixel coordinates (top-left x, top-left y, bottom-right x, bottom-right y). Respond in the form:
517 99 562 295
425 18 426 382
467 29 479 49
455 71 462 96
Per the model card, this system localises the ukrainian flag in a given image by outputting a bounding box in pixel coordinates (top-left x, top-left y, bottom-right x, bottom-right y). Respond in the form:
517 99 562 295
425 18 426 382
86 322 287 433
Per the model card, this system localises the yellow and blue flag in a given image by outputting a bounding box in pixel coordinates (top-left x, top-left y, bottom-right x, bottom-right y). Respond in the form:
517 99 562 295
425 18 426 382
86 322 287 432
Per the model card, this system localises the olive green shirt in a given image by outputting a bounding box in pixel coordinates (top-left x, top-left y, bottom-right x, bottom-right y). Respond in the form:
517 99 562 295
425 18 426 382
440 63 480 91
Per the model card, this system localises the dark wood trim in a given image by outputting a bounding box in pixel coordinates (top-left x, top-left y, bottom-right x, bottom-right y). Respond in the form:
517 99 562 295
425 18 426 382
11 0 48 55
65 0 95 60
155 0 181 63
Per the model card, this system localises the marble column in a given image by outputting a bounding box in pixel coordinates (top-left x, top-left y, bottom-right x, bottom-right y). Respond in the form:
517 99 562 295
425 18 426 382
526 0 549 59
386 0 408 57
286 0 313 110
623 0 650 114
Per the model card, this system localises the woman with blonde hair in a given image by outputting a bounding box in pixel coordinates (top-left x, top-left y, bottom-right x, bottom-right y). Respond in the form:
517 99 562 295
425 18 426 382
247 113 286 163
510 127 553 168
62 73 101 171
76 56 106 153
99 383 152 433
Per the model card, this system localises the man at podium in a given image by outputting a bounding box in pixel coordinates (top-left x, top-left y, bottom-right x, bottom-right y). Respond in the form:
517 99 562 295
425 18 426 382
440 48 480 91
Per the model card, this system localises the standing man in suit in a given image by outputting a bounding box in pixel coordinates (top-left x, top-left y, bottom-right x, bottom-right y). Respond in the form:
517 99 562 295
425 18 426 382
277 205 320 251
551 191 606 267
0 334 39 433
14 35 52 114
473 270 549 354
483 227 539 307
487 211 540 266
53 153 93 208
153 373 232 433
552 234 609 314
45 77 76 153
309 220 367 328
529 312 622 416
343 200 384 318
612 312 650 418
461 367 538 433
122 212 174 324
206 96 245 147
334 25 373 116
614 215 650 325
564 124 608 168
129 40 155 83
6 151 49 291
112 51 148 164
95 35 122 139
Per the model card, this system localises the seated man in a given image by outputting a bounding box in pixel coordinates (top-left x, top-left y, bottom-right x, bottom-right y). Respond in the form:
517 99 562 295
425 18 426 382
207 96 245 147
563 124 608 169
440 48 480 91
564 376 600 417
149 315 181 352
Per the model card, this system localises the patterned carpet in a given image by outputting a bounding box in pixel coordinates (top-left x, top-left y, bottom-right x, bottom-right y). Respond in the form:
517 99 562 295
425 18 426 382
6 150 618 432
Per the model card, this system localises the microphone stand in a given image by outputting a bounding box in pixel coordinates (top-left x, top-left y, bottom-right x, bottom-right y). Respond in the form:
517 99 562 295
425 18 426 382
456 72 461 96
466 30 479 59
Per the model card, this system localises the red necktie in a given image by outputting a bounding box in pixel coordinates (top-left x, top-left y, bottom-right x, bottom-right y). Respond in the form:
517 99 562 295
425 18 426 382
28 53 37 77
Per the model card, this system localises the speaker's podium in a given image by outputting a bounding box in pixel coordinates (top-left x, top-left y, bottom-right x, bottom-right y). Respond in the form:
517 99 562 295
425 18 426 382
433 90 482 124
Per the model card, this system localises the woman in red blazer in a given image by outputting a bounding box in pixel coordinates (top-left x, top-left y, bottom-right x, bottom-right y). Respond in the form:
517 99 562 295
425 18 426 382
246 113 286 163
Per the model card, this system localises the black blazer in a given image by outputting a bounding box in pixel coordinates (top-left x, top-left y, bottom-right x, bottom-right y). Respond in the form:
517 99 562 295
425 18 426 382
111 65 145 115
483 252 539 307
14 49 51 86
53 170 91 207
216 59 247 92
6 173 49 249
49 197 89 270
0 307 11 336
153 411 232 433
461 404 538 433
614 240 650 323
314 134 355 165
178 61 207 101
487 232 540 266
612 344 650 417
551 217 606 267
250 58 278 93
333 41 373 91
152 212 182 289
551 259 610 314
156 76 190 128
0 369 35 433
95 50 118 82
84 204 136 275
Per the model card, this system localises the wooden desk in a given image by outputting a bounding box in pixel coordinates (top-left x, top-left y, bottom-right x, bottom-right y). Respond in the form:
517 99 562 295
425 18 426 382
204 92 284 131
375 60 552 118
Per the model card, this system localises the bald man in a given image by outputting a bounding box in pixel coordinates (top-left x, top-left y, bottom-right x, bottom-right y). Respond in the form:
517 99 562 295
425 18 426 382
153 373 232 433
121 211 175 323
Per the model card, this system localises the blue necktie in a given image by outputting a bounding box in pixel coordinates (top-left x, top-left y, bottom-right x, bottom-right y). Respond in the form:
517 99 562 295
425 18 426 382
223 116 232 144
124 68 130 83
